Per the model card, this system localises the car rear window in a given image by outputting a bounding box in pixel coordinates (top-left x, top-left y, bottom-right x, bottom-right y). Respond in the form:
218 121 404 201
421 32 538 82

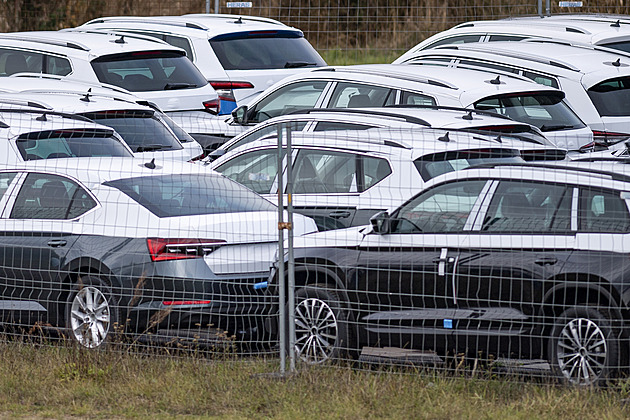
209 30 326 70
80 110 183 152
16 129 133 160
587 76 630 117
414 148 523 181
473 92 585 132
104 174 276 217
91 51 208 92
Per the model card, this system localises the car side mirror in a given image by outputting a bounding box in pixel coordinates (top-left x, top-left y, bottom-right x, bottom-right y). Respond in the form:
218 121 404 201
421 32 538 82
232 105 248 125
206 148 226 162
370 211 391 235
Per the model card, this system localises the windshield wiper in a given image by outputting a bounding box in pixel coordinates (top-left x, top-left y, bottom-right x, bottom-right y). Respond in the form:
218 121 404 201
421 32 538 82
540 124 576 132
284 61 317 68
164 83 197 90
136 144 173 152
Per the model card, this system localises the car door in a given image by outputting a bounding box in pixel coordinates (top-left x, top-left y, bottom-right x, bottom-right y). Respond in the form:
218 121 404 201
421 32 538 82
0 172 97 325
451 179 576 358
353 179 491 351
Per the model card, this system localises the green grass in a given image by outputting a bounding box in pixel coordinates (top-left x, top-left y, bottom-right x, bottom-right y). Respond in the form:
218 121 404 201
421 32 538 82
1 342 630 419
320 48 404 66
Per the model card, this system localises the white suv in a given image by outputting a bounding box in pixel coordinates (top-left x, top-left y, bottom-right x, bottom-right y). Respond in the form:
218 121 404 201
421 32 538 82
395 40 630 147
220 64 591 150
75 14 326 114
0 31 220 143
210 128 556 231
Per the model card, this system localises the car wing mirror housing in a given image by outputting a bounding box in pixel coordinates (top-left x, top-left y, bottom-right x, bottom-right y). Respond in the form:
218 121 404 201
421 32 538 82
232 105 249 125
370 211 391 235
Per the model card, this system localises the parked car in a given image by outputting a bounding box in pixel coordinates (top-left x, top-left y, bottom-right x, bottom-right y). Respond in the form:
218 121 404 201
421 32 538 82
396 40 630 148
76 14 327 114
278 160 630 385
0 157 317 348
0 108 134 163
210 128 563 231
0 90 203 161
394 16 630 62
207 106 554 161
0 31 220 145
217 64 591 150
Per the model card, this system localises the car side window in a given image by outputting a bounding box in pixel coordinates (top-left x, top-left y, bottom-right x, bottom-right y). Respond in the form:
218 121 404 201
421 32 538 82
328 82 395 108
46 55 72 76
580 188 630 233
482 181 572 232
0 172 17 200
215 149 283 194
0 48 43 75
392 180 487 233
292 150 358 193
10 173 96 220
249 81 328 123
400 91 436 106
227 121 308 152
424 35 483 49
487 35 528 42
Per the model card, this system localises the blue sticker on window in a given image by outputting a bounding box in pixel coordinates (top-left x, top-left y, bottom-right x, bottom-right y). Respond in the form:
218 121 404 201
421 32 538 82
443 319 453 329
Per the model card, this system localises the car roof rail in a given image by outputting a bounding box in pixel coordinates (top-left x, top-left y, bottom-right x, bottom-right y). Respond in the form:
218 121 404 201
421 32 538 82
68 29 171 46
0 108 95 127
0 34 89 51
521 38 630 61
288 108 432 127
470 161 630 183
183 13 286 26
383 104 515 121
332 67 459 89
84 17 209 31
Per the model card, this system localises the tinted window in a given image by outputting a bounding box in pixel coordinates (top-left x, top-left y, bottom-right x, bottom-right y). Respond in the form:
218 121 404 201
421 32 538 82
482 181 572 232
600 41 630 54
313 121 374 131
580 188 630 232
46 55 72 76
215 149 283 194
210 31 325 70
0 48 42 75
115 31 194 59
91 51 208 92
393 180 487 233
400 91 436 106
414 149 523 182
80 110 183 152
0 172 17 198
293 150 358 193
487 35 528 42
424 35 483 49
474 93 585 132
521 71 559 89
225 121 308 153
328 82 395 108
249 81 328 123
105 174 275 217
11 173 96 220
587 77 630 117
16 129 133 160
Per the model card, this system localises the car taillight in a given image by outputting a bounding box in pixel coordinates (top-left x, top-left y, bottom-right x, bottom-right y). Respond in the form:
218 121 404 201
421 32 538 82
202 99 220 114
189 153 205 162
147 238 225 262
209 81 255 102
592 130 630 146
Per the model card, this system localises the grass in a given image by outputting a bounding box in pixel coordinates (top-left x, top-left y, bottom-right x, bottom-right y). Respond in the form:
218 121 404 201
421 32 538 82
320 48 405 66
1 342 630 419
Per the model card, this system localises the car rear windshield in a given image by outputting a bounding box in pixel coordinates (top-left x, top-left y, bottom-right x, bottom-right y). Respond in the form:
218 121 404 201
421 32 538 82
473 92 586 132
91 51 208 92
414 148 523 181
104 174 276 217
587 76 630 117
80 110 183 152
16 129 133 160
209 30 326 70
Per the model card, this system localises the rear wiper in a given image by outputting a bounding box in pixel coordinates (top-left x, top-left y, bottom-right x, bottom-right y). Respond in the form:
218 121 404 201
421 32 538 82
540 124 576 132
164 83 197 90
284 61 317 68
136 144 173 152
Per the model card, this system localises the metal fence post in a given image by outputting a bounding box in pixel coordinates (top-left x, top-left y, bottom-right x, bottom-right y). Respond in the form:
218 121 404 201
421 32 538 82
215 0 220 14
286 124 296 373
538 0 542 16
277 124 286 375
546 0 551 16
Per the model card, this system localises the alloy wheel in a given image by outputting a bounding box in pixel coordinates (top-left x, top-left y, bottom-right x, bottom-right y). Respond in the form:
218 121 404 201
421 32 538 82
70 286 111 349
556 317 608 385
294 297 339 364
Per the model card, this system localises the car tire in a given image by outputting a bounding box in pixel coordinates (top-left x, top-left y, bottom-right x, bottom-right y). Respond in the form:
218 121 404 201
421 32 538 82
548 306 620 386
65 275 120 349
291 284 355 364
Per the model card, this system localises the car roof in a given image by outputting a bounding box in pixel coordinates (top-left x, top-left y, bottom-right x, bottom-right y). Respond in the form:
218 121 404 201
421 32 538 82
0 77 137 100
0 156 219 186
0 91 151 115
407 41 630 87
0 108 116 139
80 14 298 40
0 30 182 58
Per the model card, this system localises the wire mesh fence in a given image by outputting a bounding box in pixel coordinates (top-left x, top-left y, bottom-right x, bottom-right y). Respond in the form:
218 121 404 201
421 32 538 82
1 0 630 388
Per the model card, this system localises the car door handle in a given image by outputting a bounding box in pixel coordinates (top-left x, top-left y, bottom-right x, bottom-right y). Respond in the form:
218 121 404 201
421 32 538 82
535 257 557 266
329 211 351 219
47 239 67 248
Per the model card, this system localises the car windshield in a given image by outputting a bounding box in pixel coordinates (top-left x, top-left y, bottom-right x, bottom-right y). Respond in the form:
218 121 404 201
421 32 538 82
210 31 326 70
91 51 208 92
587 76 630 117
414 148 523 181
16 129 133 160
80 110 183 152
104 174 276 217
473 92 585 132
